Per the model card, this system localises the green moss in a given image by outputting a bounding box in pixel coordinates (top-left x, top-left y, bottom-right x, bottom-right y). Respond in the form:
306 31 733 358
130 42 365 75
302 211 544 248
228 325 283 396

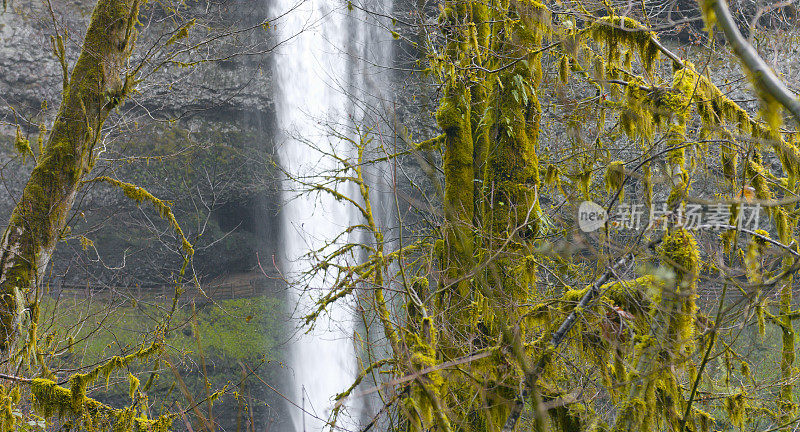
545 164 559 185
30 377 172 432
0 385 17 432
403 318 446 431
611 398 647 431
577 170 591 197
165 19 196 46
438 83 474 279
127 373 139 400
29 294 280 430
600 275 660 315
588 16 659 72
0 0 146 351
658 229 700 356
511 0 551 47
63 342 161 402
605 161 625 201
692 407 715 432
659 229 700 282
776 208 791 243
87 176 194 256
13 127 31 161
722 143 738 180
772 138 800 187
725 390 747 430
435 99 463 133
558 55 570 84
745 157 772 201
31 378 75 418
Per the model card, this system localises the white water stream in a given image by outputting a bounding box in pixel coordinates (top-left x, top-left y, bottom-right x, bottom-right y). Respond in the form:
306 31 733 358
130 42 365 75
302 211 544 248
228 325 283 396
273 0 369 430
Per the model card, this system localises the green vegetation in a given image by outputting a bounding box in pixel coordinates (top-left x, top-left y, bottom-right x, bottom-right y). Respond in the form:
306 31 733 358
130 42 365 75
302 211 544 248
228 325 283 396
30 295 287 432
42 296 284 364
301 1 800 431
2 0 800 430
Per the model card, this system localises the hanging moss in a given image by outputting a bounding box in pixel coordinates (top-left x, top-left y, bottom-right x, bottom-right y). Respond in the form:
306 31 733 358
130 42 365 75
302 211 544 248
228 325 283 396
725 390 747 430
721 143 738 181
402 316 450 432
13 126 32 161
381 0 800 430
511 0 551 47
558 55 570 84
545 164 560 186
165 19 196 46
588 16 660 73
0 385 16 432
605 161 625 201
745 157 772 202
658 229 700 357
776 208 791 243
576 170 591 197
617 78 657 142
744 232 769 283
31 378 78 419
611 398 647 432
72 342 160 395
127 373 139 400
690 407 714 432
772 138 800 187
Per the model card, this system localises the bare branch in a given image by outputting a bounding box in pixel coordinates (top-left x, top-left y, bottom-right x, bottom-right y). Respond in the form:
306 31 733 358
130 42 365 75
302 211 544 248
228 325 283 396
709 0 800 124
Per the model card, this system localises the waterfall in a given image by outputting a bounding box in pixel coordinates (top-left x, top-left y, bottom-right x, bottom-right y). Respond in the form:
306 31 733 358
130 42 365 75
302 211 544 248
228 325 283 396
272 0 374 430
272 0 395 427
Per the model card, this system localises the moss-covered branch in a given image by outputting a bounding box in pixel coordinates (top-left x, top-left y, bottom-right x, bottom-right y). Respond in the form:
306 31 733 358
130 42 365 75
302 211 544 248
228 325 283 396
0 0 144 351
83 176 194 256
31 378 171 432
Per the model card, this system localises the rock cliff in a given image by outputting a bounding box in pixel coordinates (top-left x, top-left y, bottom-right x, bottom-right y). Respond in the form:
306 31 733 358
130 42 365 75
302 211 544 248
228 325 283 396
0 0 282 286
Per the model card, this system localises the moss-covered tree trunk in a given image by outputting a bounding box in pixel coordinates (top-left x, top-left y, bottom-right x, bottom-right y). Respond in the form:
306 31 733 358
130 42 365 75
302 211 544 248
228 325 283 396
0 0 142 350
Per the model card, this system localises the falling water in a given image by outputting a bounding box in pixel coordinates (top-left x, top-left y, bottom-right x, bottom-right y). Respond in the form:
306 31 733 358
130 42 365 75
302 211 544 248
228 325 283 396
273 0 395 427
273 0 358 430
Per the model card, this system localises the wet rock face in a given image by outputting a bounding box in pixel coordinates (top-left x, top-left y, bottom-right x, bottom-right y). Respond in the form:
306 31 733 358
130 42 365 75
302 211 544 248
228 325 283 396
0 0 282 283
0 7 63 116
0 0 277 130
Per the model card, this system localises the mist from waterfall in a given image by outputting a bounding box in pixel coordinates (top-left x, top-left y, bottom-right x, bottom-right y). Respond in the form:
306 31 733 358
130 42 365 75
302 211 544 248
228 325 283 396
272 0 392 429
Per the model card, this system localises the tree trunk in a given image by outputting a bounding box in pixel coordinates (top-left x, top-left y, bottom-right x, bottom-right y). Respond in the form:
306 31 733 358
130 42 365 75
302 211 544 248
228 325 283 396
0 0 142 350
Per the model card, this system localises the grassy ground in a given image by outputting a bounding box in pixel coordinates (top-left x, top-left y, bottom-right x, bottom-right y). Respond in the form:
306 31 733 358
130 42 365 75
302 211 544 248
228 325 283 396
41 295 283 362
39 293 293 431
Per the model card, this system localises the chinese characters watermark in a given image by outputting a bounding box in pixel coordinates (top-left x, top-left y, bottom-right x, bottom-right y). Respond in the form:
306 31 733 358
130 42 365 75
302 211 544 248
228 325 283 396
578 201 762 233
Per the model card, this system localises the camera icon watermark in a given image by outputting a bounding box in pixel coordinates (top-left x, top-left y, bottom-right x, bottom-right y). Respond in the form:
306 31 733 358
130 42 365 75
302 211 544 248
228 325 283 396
578 201 608 232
